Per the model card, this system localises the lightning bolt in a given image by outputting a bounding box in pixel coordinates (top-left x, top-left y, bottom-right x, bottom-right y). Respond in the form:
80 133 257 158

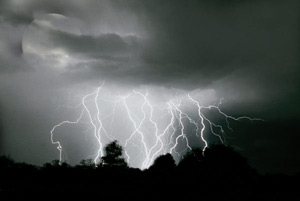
122 92 150 168
51 82 108 164
147 103 175 167
169 101 192 157
50 110 85 162
50 84 263 169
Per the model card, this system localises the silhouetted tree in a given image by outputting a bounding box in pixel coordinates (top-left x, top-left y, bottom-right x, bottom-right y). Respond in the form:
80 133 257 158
176 148 206 186
42 160 70 169
178 148 204 170
77 159 95 169
202 144 257 184
0 155 15 168
15 162 37 170
204 144 250 170
149 153 176 171
101 140 127 168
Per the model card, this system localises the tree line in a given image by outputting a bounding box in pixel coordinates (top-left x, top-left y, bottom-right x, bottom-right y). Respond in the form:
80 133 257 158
0 141 299 198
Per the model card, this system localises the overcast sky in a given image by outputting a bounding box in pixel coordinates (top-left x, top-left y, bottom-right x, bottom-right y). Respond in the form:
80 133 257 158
0 0 299 174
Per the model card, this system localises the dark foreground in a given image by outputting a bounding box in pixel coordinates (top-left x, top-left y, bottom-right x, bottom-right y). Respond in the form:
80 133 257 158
0 144 299 198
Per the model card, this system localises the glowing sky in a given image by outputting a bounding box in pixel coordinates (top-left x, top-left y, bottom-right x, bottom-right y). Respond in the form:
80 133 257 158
0 0 299 174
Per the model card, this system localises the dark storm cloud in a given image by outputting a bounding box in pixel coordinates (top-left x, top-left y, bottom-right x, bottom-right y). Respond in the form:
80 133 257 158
24 0 297 91
48 29 137 60
3 0 298 113
0 1 32 72
2 0 298 89
0 105 3 152
0 0 33 25
0 23 29 72
137 0 299 87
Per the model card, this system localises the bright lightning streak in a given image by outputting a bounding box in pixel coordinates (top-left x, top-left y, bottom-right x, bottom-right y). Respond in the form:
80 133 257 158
122 93 151 168
188 94 209 152
169 101 192 157
50 84 263 169
133 90 163 169
50 110 85 162
147 104 176 167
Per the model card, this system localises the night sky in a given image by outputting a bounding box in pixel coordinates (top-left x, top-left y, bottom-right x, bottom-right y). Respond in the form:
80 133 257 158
0 0 299 174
